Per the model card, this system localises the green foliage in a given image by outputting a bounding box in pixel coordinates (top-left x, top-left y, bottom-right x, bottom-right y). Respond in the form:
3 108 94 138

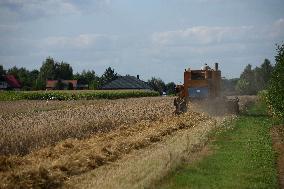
147 77 166 95
237 64 256 94
0 65 6 76
236 60 274 95
36 57 74 90
165 82 176 95
235 78 249 94
7 67 38 90
221 78 239 95
267 44 284 120
39 57 57 80
73 70 99 89
100 67 118 87
55 62 73 80
89 80 99 90
0 90 159 101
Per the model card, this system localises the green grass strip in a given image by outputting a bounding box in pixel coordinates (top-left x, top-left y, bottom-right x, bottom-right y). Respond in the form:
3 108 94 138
0 90 159 101
158 104 278 189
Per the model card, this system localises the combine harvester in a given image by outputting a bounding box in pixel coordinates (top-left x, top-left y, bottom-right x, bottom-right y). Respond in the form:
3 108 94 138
174 63 239 115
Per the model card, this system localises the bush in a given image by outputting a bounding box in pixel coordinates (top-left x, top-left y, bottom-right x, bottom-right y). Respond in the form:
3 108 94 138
267 44 284 120
0 90 159 101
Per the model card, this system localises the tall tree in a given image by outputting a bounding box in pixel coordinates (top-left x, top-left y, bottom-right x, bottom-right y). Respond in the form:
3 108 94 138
55 62 73 80
38 57 56 80
147 77 166 95
267 44 284 119
100 67 118 86
237 64 257 94
260 59 273 88
165 82 176 95
0 65 6 76
74 70 99 89
221 78 239 95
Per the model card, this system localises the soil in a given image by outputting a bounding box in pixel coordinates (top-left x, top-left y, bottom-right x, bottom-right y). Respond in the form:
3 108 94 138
271 125 284 189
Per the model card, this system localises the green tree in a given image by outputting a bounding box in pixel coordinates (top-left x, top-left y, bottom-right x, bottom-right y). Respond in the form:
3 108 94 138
0 65 6 76
147 77 166 95
30 70 39 90
36 57 56 90
76 70 97 84
55 62 73 80
238 64 257 94
221 78 239 95
235 78 250 95
165 82 176 95
38 57 56 80
254 59 273 91
74 70 99 89
100 67 118 87
267 44 284 119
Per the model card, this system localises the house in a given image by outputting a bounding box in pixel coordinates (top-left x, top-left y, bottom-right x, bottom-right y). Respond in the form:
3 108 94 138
101 75 151 90
0 75 21 90
46 80 78 90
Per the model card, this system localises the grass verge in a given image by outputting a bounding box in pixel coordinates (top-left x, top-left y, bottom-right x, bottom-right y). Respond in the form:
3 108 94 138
157 103 279 189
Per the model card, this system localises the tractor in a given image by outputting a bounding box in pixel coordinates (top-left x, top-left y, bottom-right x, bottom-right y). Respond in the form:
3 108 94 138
174 63 239 115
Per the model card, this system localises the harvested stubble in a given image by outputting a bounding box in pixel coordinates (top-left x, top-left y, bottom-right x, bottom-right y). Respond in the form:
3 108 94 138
0 108 212 189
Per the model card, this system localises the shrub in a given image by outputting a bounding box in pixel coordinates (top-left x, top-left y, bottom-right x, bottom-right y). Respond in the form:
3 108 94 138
267 44 284 120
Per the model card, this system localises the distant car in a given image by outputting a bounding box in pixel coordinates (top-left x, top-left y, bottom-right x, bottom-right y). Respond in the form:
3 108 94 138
162 92 167 96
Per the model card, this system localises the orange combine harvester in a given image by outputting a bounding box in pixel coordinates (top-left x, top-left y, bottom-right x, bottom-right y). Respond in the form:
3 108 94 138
174 63 239 114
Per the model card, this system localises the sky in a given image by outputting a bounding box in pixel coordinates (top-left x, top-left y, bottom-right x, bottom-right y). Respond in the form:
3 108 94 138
0 0 284 83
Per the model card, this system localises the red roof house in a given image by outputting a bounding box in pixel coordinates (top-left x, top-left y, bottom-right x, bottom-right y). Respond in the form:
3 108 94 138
5 75 21 89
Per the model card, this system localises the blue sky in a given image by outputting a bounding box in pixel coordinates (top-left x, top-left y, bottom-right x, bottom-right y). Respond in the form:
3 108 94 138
0 0 283 83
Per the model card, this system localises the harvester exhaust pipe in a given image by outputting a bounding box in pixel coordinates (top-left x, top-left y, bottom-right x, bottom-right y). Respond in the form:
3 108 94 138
215 62 219 71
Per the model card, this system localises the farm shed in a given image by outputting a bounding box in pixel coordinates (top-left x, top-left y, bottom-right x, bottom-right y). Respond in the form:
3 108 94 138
101 75 151 90
0 75 21 90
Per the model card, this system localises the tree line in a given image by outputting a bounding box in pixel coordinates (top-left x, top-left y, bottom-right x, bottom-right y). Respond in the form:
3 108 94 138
221 59 274 95
0 56 279 96
0 57 176 94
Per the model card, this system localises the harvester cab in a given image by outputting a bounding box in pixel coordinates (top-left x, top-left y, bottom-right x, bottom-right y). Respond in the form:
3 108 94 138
174 63 239 115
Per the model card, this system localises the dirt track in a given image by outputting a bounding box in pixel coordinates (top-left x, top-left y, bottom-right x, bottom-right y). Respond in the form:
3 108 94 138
271 125 284 189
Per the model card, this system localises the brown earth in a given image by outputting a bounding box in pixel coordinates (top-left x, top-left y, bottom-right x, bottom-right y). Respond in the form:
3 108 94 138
271 125 284 189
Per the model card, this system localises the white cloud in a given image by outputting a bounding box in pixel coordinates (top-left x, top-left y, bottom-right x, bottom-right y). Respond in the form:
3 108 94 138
152 18 284 48
152 26 254 46
43 34 117 51
0 0 113 19
269 18 284 38
0 0 79 16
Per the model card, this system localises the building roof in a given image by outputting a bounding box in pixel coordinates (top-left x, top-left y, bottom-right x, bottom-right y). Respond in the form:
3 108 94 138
46 80 57 88
5 75 21 88
101 76 150 90
46 80 78 88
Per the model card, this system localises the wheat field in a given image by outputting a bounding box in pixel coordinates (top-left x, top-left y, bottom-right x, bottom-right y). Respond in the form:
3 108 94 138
0 97 217 189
